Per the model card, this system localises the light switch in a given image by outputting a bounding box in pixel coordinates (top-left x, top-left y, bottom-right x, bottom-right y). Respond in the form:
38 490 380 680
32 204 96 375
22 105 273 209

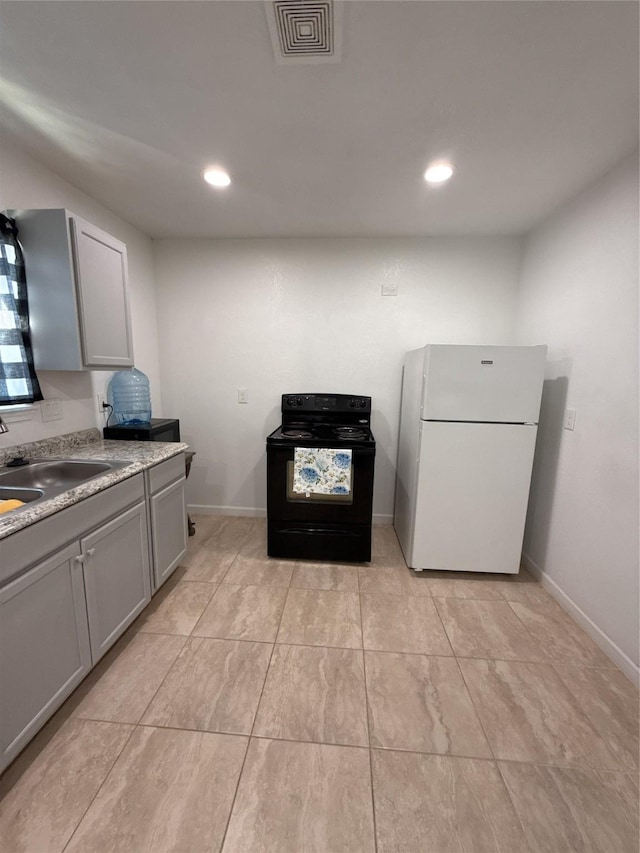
564 407 576 431
238 388 249 404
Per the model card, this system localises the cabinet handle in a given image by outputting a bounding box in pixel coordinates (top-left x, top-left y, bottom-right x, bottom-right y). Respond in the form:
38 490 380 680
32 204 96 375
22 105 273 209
87 548 96 557
75 555 84 564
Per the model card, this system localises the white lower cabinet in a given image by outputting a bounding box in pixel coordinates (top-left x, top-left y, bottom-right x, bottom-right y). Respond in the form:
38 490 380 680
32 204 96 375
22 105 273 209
81 501 151 664
145 453 187 593
0 454 187 773
0 542 92 771
0 475 149 773
150 478 187 590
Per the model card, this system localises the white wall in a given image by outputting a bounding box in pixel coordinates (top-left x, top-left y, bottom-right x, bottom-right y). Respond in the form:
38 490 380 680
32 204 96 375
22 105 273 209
0 138 162 447
515 151 639 678
154 236 522 520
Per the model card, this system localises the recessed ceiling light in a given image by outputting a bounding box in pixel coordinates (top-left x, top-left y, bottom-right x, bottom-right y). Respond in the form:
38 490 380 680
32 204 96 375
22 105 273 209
203 167 231 188
424 162 454 184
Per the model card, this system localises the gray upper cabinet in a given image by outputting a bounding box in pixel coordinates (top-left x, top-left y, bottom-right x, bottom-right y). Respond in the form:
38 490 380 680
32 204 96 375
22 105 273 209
12 208 134 370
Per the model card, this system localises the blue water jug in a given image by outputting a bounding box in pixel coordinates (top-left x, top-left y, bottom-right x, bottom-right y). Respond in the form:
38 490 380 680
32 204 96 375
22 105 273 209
109 368 151 425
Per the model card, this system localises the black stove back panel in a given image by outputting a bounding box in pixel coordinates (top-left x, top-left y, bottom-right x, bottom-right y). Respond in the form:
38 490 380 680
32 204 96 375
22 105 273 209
281 394 371 426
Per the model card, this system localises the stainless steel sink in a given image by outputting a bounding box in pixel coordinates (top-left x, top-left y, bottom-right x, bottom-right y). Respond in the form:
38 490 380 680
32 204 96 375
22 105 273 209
0 458 131 513
0 460 113 490
0 486 45 504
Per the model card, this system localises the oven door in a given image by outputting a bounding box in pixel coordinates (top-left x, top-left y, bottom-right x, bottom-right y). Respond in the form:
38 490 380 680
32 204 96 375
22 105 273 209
266 444 374 525
266 443 375 561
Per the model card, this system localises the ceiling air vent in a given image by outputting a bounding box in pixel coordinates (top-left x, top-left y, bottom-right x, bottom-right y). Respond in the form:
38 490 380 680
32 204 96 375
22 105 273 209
265 0 343 64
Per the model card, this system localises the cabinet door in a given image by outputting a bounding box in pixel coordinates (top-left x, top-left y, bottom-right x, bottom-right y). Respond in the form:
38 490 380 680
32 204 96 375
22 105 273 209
150 477 187 591
70 216 134 368
0 542 91 772
82 501 150 664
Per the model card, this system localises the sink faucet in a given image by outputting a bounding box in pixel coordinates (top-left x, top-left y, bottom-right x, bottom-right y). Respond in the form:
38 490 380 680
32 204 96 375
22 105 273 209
0 417 8 434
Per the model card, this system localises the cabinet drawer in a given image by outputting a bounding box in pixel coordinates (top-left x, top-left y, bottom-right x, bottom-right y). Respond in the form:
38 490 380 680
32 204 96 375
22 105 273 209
146 453 185 495
0 474 144 585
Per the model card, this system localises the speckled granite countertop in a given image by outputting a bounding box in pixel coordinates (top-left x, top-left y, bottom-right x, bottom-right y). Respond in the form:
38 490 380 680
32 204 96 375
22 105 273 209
0 429 189 540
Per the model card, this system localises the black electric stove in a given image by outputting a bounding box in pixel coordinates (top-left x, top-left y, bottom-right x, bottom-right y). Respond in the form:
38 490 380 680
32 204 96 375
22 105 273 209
266 394 375 562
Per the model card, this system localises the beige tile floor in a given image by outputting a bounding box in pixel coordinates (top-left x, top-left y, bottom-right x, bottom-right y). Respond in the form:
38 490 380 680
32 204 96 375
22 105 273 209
1 515 638 852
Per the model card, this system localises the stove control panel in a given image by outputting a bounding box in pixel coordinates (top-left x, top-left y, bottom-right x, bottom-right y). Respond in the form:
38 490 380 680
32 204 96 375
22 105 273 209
282 394 371 414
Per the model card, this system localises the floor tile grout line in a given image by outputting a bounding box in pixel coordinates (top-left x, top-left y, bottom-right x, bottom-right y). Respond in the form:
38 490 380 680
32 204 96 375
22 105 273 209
453 654 497 762
426 594 456 657
454 657 624 773
216 566 290 853
500 603 627 739
505 596 615 668
249 577 291 738
138 583 218 636
59 718 633 774
132 721 370 750
492 750 536 850
176 520 257 853
59 720 139 853
101 626 627 670
124 633 192 728
216 732 253 853
548 662 640 760
503 596 556 661
358 586 379 853
592 771 640 825
71 640 637 765
140 630 276 647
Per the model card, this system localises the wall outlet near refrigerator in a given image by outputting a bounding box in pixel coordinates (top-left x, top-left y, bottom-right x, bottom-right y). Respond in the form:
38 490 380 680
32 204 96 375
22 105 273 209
97 393 107 414
564 407 577 431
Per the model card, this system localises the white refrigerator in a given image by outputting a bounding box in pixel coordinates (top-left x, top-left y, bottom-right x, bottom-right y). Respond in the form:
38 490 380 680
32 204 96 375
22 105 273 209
394 344 547 574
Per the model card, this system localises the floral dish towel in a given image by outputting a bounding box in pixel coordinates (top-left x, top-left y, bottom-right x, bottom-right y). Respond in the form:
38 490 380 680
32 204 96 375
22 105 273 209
293 448 352 495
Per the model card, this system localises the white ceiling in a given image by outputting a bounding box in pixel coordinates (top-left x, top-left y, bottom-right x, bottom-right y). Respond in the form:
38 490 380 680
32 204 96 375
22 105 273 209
0 1 638 239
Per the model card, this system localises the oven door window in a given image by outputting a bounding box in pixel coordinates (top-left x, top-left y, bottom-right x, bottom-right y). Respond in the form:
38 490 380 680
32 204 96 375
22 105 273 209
286 461 354 504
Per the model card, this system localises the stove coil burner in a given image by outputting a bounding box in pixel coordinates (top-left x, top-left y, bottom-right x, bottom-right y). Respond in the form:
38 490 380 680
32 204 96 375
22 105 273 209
334 426 365 439
283 429 313 438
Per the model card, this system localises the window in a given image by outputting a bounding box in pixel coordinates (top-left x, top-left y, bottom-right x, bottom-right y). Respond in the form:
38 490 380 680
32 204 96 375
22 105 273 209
0 214 42 405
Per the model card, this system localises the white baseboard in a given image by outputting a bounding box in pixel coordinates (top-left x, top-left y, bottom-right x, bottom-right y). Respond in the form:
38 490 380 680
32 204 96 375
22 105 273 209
188 505 266 518
188 506 393 525
521 553 639 686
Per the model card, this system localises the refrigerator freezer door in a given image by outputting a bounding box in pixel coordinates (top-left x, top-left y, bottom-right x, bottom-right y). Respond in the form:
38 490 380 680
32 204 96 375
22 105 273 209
421 345 546 424
409 421 538 573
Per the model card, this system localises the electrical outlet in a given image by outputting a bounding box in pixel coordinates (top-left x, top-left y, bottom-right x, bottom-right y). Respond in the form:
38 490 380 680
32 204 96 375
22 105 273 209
564 407 576 431
97 393 107 414
381 283 398 296
41 399 63 422
238 388 249 404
